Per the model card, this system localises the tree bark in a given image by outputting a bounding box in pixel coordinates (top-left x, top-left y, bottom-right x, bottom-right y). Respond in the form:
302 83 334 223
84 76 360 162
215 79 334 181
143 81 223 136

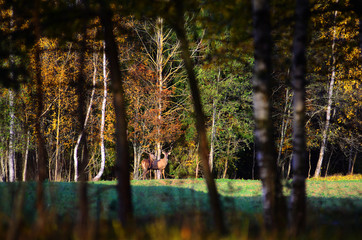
74 51 96 182
94 45 107 181
171 2 226 233
101 8 133 226
22 130 30 181
314 5 338 178
290 0 309 235
251 0 286 231
8 89 15 182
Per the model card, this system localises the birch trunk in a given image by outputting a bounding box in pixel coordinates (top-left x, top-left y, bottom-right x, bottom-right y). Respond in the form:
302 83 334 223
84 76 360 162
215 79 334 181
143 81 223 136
252 0 286 231
55 87 62 181
8 90 15 182
314 6 338 178
22 130 30 181
290 0 308 235
277 88 292 168
94 45 107 181
74 53 97 181
209 69 220 173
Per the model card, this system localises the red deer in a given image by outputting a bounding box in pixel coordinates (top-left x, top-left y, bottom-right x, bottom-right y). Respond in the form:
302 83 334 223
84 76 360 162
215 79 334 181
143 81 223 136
141 150 171 179
141 153 156 180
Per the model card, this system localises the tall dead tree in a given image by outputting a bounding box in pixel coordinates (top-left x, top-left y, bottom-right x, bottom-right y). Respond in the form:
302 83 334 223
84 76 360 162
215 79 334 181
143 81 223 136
251 0 286 231
290 0 309 235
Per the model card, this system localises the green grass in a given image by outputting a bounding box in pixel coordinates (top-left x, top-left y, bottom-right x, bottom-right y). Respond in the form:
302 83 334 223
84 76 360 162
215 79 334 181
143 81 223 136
0 179 361 239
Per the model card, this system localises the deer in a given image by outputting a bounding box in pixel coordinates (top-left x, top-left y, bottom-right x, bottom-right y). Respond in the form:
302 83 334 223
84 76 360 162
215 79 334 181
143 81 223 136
141 153 156 180
141 150 171 179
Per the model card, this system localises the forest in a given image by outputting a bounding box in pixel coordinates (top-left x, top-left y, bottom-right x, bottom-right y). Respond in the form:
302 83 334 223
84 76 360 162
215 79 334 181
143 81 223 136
0 0 361 238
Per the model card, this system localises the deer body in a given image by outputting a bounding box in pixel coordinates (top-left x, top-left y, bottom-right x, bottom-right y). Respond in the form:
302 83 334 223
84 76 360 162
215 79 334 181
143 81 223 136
141 151 171 179
141 153 155 180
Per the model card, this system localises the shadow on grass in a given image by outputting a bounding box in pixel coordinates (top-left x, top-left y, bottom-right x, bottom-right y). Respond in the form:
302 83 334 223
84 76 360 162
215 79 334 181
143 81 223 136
0 181 361 239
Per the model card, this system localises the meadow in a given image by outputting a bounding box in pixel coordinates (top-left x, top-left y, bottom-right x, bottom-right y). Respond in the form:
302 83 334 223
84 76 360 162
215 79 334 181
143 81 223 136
0 177 361 239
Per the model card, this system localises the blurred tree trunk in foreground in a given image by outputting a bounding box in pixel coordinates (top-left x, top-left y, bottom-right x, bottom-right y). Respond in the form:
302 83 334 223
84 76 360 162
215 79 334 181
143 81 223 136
101 7 133 226
251 0 286 231
290 0 309 235
170 1 226 234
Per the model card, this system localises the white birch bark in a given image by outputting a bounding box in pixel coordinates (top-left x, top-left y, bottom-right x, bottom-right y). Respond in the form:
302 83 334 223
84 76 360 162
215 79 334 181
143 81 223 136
22 130 30 181
94 46 107 181
74 53 97 181
8 90 15 182
314 7 338 178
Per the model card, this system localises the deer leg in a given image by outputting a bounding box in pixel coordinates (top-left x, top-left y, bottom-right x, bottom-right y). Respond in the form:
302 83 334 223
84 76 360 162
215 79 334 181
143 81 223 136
142 170 149 180
162 169 166 179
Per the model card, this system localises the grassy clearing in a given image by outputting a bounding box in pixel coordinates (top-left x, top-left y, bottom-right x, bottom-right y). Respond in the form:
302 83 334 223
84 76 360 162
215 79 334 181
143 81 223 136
0 177 361 239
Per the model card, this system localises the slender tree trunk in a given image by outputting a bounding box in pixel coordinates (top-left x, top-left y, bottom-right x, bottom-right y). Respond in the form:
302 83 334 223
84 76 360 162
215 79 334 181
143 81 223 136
101 8 133 226
350 151 357 174
277 88 292 167
251 0 286 231
289 0 309 235
8 90 15 182
94 46 107 181
222 139 231 179
55 87 61 181
74 52 96 182
172 3 226 233
22 130 30 181
308 150 311 178
209 69 221 173
155 17 164 180
325 149 333 177
314 6 338 178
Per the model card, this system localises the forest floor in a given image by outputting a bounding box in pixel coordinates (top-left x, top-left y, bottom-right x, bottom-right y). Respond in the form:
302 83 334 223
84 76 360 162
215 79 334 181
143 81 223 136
0 176 361 239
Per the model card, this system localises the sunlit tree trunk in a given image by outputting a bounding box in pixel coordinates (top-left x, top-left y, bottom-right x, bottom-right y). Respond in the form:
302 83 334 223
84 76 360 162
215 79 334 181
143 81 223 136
290 0 309 235
22 130 30 181
277 88 292 172
101 8 133 225
74 52 96 182
209 69 220 173
8 90 15 182
252 0 286 231
94 45 107 181
172 2 226 233
314 7 338 178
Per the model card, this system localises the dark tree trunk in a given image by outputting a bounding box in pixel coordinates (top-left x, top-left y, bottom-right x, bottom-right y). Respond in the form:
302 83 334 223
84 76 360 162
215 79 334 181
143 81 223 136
101 8 133 226
251 0 286 231
33 0 48 231
170 1 226 234
290 0 309 235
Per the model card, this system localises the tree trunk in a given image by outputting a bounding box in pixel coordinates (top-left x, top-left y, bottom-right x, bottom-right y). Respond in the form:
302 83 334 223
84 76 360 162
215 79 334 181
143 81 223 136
325 149 333 177
55 86 62 181
172 2 226 233
33 0 48 231
314 6 338 178
209 69 221 173
289 0 309 235
22 130 30 181
74 52 96 182
277 88 292 168
101 8 133 226
222 139 231 179
94 44 107 181
251 0 286 231
8 90 15 182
